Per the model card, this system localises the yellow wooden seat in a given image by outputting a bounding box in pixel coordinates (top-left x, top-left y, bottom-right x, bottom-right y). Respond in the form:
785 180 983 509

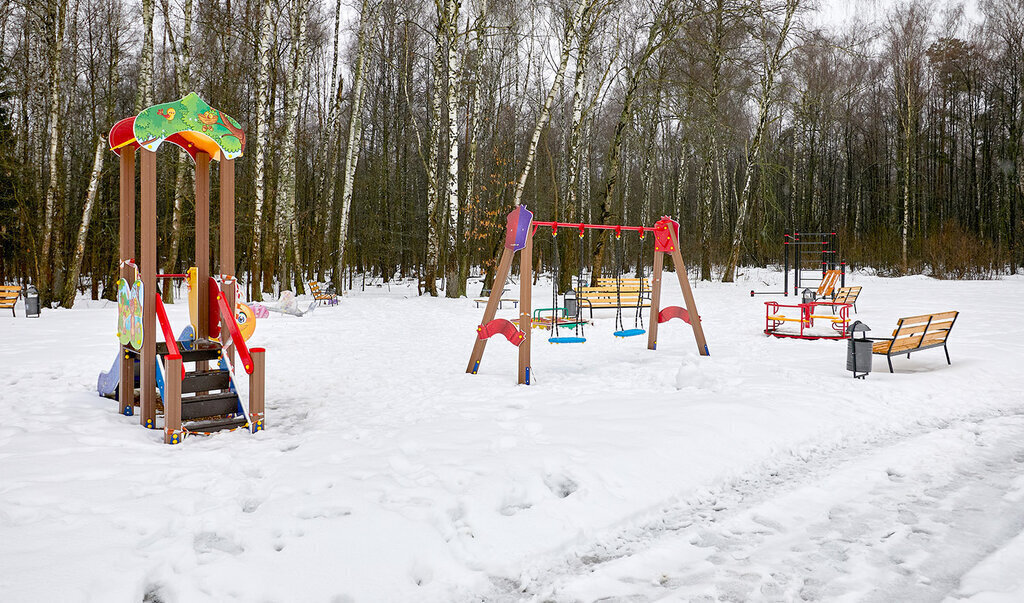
871 311 958 372
307 281 338 306
0 285 19 317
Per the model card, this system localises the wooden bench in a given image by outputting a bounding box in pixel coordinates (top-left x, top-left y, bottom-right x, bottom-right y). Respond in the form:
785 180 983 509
307 281 338 306
815 269 842 299
871 311 958 373
832 286 861 311
577 282 651 318
475 288 518 309
0 285 19 316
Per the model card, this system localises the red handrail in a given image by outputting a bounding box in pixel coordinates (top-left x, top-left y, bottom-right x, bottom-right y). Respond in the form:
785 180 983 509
154 293 186 379
211 279 254 374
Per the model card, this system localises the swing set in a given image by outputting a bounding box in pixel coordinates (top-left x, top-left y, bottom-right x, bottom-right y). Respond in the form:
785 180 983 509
467 206 710 384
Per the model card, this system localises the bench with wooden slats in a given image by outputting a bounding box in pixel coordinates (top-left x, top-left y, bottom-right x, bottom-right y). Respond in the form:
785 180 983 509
307 281 338 306
871 311 958 373
0 285 19 316
594 277 651 289
832 286 861 310
815 269 842 298
577 284 651 317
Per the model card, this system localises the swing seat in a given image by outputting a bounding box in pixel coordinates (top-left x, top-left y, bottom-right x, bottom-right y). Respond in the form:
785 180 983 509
548 336 586 344
613 328 646 338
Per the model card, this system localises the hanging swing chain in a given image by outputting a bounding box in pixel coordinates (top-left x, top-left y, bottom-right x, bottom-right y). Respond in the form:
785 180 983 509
576 229 585 337
636 232 646 329
552 228 560 337
614 228 624 333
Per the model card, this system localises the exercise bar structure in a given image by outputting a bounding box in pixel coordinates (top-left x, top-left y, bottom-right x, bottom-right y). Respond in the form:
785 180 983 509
467 206 709 384
750 231 845 297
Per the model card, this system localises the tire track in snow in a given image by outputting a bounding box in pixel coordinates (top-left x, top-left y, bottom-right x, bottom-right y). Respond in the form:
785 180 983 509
466 406 1024 602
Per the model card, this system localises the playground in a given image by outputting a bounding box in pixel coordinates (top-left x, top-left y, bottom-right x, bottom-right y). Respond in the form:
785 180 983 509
2 270 1023 601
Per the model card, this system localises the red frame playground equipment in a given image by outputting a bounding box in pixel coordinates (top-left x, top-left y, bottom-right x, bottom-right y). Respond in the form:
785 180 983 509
101 93 266 444
763 300 853 340
467 206 710 384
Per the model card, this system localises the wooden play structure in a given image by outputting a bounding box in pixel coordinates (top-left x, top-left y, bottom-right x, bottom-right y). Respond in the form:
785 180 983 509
101 93 265 444
467 206 709 384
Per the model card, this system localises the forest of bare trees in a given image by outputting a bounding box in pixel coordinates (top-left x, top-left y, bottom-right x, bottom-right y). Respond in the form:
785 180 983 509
0 0 1021 307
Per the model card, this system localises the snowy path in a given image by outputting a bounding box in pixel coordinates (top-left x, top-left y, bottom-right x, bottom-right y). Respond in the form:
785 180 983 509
477 410 1024 602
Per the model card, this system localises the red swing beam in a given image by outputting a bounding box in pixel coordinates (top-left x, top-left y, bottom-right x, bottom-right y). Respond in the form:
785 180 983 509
531 221 655 235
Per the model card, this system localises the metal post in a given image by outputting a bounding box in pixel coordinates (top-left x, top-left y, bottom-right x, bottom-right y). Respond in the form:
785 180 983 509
518 228 533 385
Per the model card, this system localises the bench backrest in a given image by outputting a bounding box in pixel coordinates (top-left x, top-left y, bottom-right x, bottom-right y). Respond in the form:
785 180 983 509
594 277 650 290
891 311 958 351
817 270 841 297
833 286 861 304
0 285 19 308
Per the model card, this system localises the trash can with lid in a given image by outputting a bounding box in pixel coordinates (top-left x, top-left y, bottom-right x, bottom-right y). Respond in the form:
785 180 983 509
24 284 40 318
847 320 871 378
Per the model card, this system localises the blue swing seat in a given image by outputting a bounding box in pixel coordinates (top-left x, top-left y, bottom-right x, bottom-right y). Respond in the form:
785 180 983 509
613 328 646 338
549 336 587 344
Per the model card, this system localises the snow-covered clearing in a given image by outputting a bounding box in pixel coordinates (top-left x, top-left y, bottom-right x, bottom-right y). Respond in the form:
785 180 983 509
1 271 1022 602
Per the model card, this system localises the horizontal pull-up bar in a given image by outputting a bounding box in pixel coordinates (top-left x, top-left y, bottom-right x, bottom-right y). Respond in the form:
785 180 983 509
532 221 655 235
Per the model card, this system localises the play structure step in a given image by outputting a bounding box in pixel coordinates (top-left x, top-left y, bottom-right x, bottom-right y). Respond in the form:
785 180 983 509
154 340 223 363
181 392 240 420
181 369 231 394
184 416 249 434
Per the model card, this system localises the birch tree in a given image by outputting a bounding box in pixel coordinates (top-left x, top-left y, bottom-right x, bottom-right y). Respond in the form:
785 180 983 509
332 0 372 292
160 0 192 302
510 0 589 208
277 0 309 293
443 0 463 298
61 135 105 307
38 1 67 303
251 0 274 300
722 0 801 282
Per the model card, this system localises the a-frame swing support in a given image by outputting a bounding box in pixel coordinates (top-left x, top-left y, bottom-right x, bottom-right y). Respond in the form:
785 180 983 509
468 208 709 384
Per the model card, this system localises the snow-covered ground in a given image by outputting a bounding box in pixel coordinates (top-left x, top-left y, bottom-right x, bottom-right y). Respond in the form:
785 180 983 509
1 269 1022 602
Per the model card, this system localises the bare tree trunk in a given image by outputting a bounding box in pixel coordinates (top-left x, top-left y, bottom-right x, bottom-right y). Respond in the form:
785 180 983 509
39 2 67 303
443 0 463 297
251 0 273 301
332 0 371 291
278 0 309 294
136 0 154 112
61 135 105 308
511 0 588 208
160 0 193 302
723 0 799 282
460 0 487 295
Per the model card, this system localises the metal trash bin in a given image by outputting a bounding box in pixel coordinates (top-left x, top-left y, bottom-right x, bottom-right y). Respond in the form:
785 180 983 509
802 288 815 305
564 289 578 318
24 285 40 318
847 320 871 378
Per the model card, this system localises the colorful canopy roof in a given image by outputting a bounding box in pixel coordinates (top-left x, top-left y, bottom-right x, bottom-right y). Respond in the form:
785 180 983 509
108 93 245 161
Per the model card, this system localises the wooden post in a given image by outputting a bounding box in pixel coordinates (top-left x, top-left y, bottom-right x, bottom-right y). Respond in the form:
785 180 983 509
249 348 266 432
466 245 516 374
163 355 182 444
668 227 709 356
518 228 533 384
140 149 157 428
118 150 136 416
647 249 664 350
195 152 211 341
219 158 235 366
